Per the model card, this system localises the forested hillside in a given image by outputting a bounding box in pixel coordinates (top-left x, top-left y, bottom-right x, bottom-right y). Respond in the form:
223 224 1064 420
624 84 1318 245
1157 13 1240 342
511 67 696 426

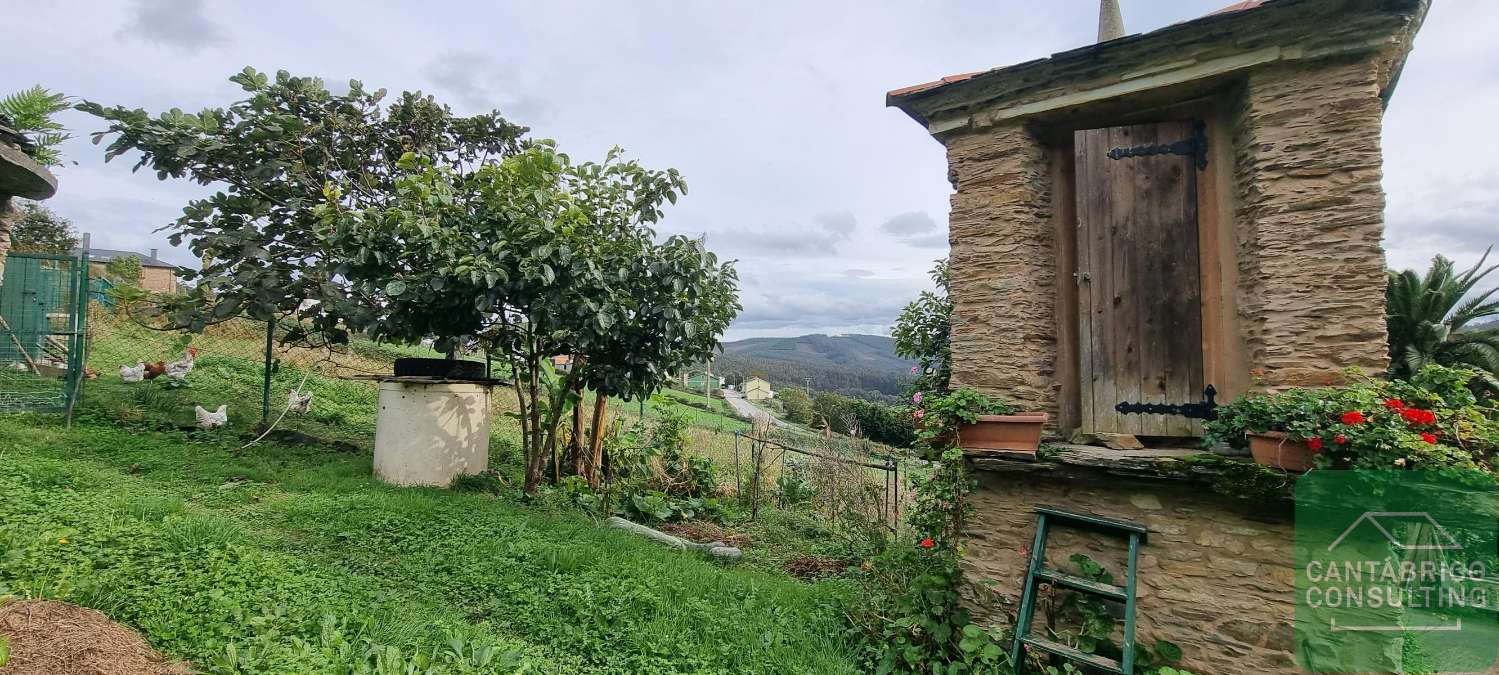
713 334 914 401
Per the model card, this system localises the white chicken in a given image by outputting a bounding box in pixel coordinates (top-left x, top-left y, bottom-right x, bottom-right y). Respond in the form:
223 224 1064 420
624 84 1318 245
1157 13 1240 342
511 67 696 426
165 347 198 381
287 389 313 415
120 361 147 383
194 404 228 429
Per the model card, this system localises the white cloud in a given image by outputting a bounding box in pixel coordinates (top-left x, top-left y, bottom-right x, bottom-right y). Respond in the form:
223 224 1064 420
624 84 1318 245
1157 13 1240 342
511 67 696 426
879 211 936 236
8 0 1496 338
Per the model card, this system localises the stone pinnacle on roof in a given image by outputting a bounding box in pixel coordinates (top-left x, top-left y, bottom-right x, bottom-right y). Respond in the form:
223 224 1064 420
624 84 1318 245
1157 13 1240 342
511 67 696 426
1098 0 1126 42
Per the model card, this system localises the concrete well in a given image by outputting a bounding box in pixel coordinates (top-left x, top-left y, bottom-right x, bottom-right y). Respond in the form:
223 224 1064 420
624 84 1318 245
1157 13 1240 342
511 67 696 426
373 378 492 487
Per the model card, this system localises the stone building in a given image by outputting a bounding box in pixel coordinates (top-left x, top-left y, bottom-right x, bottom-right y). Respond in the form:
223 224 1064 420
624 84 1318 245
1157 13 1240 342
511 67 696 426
86 247 178 294
886 0 1429 672
888 0 1425 442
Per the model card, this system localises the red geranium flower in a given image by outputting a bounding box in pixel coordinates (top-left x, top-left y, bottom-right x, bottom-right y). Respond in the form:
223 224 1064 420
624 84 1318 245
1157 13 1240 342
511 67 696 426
1401 408 1436 425
1421 432 1438 445
1306 437 1324 451
1334 434 1347 445
1383 399 1406 411
1341 411 1365 425
919 537 935 549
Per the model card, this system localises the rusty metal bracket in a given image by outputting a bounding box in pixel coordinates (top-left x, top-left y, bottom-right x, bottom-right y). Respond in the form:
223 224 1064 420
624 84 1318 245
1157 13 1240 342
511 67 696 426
1106 121 1207 169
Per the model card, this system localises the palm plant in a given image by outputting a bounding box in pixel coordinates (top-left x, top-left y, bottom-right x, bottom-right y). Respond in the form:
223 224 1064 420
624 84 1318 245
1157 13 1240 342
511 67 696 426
1386 248 1499 389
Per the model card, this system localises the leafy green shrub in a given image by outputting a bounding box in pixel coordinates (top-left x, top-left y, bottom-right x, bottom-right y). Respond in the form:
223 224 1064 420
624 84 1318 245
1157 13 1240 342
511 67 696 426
1206 366 1498 471
845 397 917 448
774 459 816 507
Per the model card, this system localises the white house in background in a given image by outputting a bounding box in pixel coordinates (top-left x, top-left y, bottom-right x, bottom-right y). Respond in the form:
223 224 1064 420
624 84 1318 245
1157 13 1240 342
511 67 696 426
743 377 773 401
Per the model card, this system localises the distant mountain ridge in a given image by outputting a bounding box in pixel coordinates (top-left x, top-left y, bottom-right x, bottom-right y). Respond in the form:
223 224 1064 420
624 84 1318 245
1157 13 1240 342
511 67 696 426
713 334 915 401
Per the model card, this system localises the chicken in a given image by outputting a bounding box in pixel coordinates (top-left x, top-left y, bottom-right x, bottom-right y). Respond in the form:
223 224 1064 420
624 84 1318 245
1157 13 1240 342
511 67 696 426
165 347 199 381
143 361 167 380
84 367 99 380
194 404 228 429
120 361 147 383
287 389 313 415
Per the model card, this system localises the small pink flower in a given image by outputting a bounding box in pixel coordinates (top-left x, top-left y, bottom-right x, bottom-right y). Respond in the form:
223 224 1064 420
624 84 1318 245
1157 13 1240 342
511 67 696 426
911 366 920 375
912 392 922 404
913 409 925 420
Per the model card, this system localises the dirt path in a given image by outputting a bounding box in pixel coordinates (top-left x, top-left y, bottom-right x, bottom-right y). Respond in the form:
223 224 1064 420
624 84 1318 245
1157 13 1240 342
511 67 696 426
722 389 792 429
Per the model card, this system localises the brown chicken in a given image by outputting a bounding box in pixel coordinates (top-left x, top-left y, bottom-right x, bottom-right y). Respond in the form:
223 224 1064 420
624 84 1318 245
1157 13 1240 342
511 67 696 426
143 361 168 380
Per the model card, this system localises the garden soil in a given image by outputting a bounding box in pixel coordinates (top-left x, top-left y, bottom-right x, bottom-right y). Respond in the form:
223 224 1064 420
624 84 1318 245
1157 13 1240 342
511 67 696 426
0 600 191 675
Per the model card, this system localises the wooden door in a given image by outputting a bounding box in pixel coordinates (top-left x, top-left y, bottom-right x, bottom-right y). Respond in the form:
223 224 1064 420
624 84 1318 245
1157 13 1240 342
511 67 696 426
1074 121 1204 437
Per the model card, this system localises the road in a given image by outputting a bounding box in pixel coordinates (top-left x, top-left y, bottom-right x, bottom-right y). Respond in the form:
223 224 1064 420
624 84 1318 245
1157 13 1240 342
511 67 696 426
721 389 793 429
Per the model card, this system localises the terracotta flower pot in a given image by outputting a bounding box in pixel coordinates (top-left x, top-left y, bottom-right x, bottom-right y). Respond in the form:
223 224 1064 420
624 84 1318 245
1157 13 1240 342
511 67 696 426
958 413 1048 454
1248 432 1320 472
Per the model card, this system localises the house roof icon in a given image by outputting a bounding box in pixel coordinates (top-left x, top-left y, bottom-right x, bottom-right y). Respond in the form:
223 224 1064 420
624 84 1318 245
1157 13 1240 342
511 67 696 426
1327 512 1463 552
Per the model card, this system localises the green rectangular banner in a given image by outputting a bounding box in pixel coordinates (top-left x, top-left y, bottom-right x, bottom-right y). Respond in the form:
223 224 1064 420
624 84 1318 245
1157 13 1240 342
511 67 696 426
1296 470 1497 672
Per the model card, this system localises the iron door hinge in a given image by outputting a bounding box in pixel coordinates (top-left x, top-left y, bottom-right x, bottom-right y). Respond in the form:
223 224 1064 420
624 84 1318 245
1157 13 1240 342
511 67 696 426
1115 384 1219 421
1106 121 1207 170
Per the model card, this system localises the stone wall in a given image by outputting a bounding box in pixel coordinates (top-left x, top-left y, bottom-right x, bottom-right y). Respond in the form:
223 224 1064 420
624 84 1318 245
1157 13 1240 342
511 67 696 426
944 123 1060 419
962 467 1297 674
1231 57 1392 389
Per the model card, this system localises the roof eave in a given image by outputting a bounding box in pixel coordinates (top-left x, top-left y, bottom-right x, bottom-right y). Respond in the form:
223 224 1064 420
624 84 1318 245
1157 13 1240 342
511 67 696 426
886 0 1427 131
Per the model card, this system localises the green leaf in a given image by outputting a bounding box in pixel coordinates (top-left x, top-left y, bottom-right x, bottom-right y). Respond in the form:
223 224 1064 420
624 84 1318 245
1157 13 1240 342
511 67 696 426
1155 639 1183 662
385 280 407 297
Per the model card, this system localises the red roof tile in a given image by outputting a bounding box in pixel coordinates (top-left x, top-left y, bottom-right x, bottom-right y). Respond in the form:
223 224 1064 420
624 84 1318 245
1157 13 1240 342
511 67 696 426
1208 0 1268 16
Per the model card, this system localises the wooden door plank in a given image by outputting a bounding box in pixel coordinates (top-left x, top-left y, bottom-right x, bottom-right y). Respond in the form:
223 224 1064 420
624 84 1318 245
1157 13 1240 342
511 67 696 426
1108 125 1141 436
1085 128 1116 436
1175 129 1206 436
1073 132 1091 434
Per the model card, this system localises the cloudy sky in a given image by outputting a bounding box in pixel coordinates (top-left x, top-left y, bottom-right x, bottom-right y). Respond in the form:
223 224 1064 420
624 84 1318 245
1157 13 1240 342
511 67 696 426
9 0 1498 340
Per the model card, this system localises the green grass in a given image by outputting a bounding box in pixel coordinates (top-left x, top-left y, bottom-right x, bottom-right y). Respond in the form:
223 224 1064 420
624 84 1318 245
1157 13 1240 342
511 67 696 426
0 417 862 674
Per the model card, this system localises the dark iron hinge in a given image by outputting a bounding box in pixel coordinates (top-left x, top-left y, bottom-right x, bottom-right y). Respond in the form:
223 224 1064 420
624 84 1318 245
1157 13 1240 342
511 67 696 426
1106 121 1207 170
1115 384 1218 421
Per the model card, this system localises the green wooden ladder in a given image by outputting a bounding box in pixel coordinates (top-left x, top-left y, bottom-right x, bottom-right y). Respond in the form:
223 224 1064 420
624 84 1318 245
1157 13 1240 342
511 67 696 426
1010 506 1149 675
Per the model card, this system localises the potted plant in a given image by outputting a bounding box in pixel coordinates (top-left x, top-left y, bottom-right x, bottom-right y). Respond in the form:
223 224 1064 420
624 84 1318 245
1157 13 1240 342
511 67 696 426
1206 366 1499 473
916 387 1048 454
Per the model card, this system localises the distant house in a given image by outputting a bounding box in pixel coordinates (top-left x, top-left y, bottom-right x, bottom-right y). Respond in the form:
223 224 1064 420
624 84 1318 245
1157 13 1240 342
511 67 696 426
682 371 723 391
743 377 773 401
552 355 574 372
86 248 177 293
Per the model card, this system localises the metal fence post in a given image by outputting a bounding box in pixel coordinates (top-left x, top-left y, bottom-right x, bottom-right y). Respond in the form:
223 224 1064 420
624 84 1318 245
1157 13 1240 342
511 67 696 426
261 318 274 424
64 234 91 427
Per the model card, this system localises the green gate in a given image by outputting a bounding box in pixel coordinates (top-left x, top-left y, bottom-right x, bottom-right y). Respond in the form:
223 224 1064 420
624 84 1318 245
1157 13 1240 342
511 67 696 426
0 249 90 412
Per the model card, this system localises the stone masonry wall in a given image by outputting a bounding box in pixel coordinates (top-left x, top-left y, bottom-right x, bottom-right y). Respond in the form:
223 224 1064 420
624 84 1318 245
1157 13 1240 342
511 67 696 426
1231 56 1392 389
944 123 1059 419
962 469 1297 674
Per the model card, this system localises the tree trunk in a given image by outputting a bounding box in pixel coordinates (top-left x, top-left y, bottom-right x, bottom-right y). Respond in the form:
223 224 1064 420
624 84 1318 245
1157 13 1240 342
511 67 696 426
523 355 544 494
586 392 609 489
568 381 585 477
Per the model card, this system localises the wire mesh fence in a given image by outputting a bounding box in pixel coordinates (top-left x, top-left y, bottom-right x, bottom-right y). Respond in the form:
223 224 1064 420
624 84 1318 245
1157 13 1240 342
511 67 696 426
732 429 914 533
0 250 89 413
80 304 452 447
